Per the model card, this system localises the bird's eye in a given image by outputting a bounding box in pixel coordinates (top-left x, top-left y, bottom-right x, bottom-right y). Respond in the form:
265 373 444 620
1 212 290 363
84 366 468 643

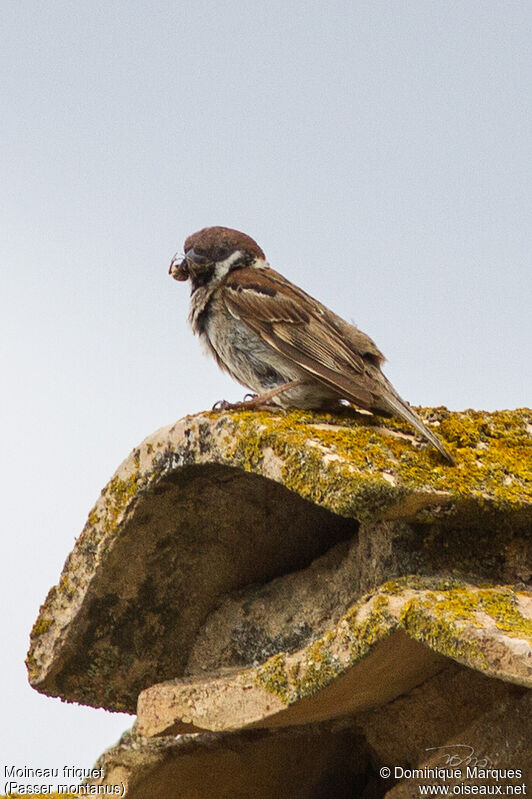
185 248 209 266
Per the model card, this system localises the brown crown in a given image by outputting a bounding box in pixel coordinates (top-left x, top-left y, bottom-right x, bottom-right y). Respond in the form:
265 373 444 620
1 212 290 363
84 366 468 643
183 226 266 262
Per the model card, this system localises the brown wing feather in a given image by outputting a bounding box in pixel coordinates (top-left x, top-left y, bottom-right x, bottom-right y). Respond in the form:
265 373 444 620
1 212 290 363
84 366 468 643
223 267 381 408
223 266 455 464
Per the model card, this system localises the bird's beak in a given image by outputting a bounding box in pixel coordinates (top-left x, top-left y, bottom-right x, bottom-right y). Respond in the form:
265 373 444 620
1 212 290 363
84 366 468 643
169 248 210 281
168 254 189 281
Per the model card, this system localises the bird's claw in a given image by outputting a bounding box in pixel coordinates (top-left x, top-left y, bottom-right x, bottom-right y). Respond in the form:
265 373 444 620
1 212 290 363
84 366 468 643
212 396 257 411
212 399 234 411
212 393 280 412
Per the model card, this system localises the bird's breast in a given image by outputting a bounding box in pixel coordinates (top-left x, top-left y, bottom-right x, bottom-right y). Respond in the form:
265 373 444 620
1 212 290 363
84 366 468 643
193 294 296 394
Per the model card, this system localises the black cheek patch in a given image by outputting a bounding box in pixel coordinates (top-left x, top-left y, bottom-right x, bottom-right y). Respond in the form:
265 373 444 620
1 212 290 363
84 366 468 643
190 265 216 292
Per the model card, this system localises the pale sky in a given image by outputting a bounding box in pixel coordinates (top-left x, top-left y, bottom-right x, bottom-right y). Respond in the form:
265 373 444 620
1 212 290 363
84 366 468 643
2 0 531 778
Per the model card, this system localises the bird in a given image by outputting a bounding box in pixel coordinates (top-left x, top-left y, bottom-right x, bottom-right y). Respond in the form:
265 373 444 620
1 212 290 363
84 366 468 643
169 226 455 465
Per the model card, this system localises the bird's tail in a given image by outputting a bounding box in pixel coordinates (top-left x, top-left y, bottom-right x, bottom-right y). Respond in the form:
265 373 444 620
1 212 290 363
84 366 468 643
374 383 455 465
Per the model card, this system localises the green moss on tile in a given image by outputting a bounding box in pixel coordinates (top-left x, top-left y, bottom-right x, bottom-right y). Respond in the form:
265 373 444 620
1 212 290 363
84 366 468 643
254 578 531 707
101 471 141 534
379 575 464 594
408 586 530 641
254 653 290 704
400 597 487 668
30 616 53 637
87 508 100 527
58 574 75 599
25 651 38 680
343 594 396 662
291 637 342 699
27 407 531 711
215 407 532 521
219 410 416 519
397 584 532 671
0 795 78 798
255 594 397 704
471 589 532 639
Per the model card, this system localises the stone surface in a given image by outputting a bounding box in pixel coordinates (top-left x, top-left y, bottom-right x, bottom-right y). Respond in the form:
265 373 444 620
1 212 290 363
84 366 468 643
24 406 532 798
136 631 444 737
136 581 532 736
89 666 532 799
88 722 375 799
27 408 532 713
358 664 532 796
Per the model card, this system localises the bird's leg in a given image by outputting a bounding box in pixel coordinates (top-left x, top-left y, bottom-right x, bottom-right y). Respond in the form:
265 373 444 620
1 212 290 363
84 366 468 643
237 379 304 408
213 379 304 411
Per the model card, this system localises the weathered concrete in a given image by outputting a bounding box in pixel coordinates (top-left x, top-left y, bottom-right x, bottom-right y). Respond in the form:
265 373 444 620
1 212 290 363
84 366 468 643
88 722 373 799
89 668 532 798
136 581 532 736
27 408 532 713
359 665 532 795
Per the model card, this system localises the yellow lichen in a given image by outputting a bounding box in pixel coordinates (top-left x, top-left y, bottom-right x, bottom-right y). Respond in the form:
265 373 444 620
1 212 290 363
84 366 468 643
101 471 140 534
343 594 396 661
254 578 531 704
5 795 78 799
216 407 532 519
399 585 532 668
255 594 397 704
58 574 75 599
400 597 487 667
27 407 531 710
254 653 290 703
291 637 342 698
219 409 411 518
379 575 463 594
29 617 53 636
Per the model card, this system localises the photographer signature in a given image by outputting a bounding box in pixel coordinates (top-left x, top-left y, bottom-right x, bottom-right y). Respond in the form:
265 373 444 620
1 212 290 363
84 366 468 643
425 744 490 768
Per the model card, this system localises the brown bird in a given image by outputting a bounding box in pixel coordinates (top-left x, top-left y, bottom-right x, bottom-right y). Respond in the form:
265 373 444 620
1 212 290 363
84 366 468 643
169 226 455 464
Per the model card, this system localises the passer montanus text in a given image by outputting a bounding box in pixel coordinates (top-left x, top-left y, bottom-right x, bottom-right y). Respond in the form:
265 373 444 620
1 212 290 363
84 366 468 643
169 226 455 464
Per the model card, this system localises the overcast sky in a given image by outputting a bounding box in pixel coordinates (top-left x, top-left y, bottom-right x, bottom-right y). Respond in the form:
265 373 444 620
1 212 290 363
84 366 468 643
2 0 531 778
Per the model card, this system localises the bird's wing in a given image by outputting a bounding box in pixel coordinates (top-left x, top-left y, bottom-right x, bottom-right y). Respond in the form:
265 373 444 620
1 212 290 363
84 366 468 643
223 267 380 407
223 266 456 464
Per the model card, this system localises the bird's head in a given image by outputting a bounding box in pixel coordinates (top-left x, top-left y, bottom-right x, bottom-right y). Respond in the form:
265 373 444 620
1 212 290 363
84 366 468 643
169 226 266 288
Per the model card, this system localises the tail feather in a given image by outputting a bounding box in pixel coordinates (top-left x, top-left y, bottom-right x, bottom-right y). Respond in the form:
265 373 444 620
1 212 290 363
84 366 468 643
375 389 455 465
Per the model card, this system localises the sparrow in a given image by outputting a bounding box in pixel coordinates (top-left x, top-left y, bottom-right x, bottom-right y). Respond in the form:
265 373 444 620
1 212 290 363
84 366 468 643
169 226 455 464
